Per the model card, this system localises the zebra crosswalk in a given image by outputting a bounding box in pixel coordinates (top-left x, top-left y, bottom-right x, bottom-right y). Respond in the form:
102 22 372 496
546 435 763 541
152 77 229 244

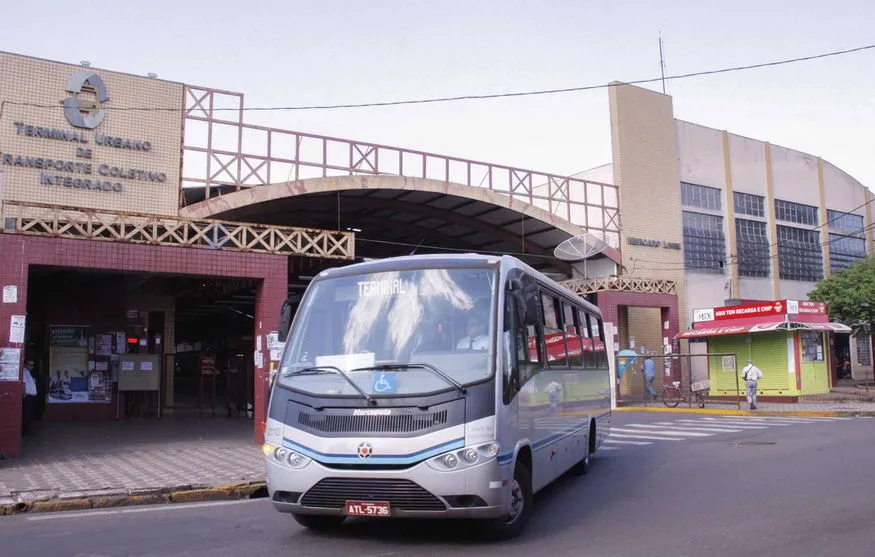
597 414 851 451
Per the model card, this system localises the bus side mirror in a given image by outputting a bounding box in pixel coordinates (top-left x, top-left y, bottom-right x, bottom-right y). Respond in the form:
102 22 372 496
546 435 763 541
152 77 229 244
278 299 293 342
507 275 539 326
509 291 526 327
523 294 539 326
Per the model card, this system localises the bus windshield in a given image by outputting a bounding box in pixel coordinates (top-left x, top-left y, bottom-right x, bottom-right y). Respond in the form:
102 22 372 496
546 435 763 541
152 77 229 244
278 266 497 397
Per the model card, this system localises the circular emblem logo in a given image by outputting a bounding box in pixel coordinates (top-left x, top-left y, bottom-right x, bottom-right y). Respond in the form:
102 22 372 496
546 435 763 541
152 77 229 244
62 71 109 129
357 442 373 459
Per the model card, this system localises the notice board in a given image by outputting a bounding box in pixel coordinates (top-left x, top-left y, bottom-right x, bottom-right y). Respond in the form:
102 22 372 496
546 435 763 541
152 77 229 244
118 354 161 392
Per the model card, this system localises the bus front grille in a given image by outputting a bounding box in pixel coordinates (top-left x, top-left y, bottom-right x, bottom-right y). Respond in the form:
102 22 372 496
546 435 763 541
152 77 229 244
298 410 448 434
300 478 446 511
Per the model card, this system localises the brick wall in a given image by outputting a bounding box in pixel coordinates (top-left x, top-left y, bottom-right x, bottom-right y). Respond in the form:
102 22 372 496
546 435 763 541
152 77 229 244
598 291 680 398
0 234 287 457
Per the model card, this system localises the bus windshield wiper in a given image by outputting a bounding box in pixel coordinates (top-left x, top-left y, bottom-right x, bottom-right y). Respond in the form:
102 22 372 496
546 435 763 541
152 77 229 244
285 365 376 405
350 362 467 395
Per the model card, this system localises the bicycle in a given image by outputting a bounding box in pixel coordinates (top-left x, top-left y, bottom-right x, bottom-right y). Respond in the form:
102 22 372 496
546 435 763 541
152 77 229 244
659 381 707 409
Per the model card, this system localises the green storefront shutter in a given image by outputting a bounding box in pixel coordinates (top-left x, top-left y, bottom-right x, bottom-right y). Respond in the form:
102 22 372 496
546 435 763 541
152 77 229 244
708 333 795 396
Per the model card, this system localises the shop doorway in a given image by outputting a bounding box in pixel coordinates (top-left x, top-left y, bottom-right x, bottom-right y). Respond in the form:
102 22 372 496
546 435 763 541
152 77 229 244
170 276 259 418
833 333 852 383
615 305 667 401
23 267 266 428
25 267 169 426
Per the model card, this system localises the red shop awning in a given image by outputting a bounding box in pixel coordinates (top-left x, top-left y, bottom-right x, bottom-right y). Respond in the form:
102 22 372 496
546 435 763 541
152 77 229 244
748 321 852 333
676 321 852 339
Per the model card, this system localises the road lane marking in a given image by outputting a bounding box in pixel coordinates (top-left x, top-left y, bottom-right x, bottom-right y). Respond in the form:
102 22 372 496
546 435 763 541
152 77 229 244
23 498 262 521
612 427 713 437
608 432 683 441
715 416 845 423
709 419 805 426
699 418 777 427
652 422 744 433
632 423 743 433
602 439 652 446
675 420 768 429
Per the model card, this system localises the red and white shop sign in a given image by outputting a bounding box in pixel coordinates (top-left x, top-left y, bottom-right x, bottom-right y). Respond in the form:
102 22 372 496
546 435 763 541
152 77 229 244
713 301 786 320
694 300 828 322
787 300 827 315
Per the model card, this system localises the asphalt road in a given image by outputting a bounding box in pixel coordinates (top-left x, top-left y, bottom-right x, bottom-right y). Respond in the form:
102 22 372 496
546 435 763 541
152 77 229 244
2 411 873 557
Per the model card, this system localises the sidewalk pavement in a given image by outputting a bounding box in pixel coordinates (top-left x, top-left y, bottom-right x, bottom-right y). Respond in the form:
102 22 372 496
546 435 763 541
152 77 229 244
0 417 265 515
619 398 875 416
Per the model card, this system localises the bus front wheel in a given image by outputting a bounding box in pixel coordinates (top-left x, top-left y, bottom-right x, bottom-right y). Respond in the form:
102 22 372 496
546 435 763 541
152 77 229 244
485 459 533 540
290 513 346 530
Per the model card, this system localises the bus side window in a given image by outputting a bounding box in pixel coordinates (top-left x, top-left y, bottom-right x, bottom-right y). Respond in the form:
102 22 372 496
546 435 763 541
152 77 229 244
581 310 596 369
588 313 608 368
502 290 519 403
595 316 609 367
502 288 541 403
541 292 569 368
565 304 583 368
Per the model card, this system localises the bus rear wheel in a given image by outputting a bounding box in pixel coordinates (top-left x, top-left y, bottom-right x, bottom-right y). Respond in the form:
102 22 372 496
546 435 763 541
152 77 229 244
572 423 594 475
290 513 346 530
484 459 533 540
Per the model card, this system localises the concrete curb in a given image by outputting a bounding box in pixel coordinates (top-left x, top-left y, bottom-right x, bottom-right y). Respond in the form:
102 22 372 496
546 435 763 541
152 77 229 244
0 481 267 516
614 406 875 418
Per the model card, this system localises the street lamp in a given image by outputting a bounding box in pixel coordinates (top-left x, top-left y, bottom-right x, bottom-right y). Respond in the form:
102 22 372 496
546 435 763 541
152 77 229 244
861 303 873 393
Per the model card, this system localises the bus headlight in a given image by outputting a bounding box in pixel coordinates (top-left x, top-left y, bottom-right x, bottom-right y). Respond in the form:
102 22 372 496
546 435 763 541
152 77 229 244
426 442 500 471
267 445 311 469
286 451 310 469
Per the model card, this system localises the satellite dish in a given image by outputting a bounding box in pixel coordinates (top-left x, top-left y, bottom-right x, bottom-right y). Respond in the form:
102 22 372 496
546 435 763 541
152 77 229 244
554 232 610 262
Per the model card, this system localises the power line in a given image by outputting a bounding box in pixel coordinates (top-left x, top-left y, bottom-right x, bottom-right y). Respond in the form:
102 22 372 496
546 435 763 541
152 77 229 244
632 220 875 273
631 195 875 269
3 43 874 113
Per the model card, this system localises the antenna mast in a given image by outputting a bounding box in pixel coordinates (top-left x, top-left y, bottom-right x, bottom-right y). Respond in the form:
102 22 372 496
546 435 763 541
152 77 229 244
659 33 666 94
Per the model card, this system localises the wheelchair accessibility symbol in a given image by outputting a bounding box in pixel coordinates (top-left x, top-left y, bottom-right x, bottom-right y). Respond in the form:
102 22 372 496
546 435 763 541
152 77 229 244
373 372 397 394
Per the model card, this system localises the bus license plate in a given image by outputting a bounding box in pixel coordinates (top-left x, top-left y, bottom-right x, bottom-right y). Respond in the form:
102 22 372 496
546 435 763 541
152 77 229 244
344 501 390 517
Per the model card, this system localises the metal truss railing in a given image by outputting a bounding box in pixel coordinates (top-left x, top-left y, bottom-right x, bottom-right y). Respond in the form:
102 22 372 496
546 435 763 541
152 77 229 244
181 85 621 246
1 201 354 260
561 276 677 295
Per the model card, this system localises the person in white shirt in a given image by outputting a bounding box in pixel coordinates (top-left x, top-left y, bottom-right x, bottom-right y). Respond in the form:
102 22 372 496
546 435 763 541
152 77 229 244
456 317 489 350
22 359 38 435
741 360 763 410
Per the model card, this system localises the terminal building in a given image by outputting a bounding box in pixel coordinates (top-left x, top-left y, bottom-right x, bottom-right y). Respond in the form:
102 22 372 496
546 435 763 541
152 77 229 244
0 50 871 457
599 83 873 399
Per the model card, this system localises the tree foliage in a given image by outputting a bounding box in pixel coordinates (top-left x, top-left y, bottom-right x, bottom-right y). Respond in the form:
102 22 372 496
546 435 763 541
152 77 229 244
809 256 875 336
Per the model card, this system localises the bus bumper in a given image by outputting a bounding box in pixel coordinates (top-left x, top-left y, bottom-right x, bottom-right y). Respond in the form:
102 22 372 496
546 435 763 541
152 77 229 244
265 456 513 519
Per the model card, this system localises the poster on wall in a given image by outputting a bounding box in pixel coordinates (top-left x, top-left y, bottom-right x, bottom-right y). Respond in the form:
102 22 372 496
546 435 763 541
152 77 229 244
3 285 17 303
95 334 113 356
49 326 89 347
47 349 111 403
267 331 285 362
0 347 21 381
9 315 26 343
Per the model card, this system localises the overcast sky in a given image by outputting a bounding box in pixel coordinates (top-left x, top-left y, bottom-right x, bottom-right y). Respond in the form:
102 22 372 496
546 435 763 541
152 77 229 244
4 0 874 188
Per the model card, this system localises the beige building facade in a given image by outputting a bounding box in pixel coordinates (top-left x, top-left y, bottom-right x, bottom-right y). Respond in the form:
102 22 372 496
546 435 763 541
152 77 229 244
607 83 873 383
0 51 182 217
